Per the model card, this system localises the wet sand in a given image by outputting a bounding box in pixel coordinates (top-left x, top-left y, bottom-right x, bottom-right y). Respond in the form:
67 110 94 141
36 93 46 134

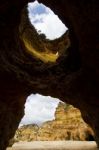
7 141 99 150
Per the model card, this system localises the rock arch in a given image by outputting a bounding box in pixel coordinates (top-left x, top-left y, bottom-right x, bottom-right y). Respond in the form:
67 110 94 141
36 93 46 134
0 0 99 149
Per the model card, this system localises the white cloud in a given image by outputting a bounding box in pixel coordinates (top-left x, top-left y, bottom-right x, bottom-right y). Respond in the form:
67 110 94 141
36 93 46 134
28 1 67 40
20 94 60 126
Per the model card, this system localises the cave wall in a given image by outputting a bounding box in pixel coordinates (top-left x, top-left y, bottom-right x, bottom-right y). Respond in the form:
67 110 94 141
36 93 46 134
38 0 99 144
0 0 99 149
0 1 31 149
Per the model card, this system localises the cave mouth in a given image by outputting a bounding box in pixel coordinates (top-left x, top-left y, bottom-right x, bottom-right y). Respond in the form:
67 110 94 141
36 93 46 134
20 94 60 127
8 94 95 145
19 0 70 63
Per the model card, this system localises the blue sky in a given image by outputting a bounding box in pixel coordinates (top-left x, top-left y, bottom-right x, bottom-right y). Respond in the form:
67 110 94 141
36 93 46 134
20 1 67 127
28 2 47 15
28 1 67 39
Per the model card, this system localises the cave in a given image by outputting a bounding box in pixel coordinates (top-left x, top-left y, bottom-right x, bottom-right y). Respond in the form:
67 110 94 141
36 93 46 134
12 94 94 143
0 0 99 150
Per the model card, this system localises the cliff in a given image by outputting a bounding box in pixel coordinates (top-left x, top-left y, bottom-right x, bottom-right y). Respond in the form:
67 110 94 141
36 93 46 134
12 103 94 143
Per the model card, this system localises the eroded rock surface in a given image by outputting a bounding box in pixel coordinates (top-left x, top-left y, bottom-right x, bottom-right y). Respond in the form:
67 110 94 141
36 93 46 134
0 0 99 149
13 103 94 143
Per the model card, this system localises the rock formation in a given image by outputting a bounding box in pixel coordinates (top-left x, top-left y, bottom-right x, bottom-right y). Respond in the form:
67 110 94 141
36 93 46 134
15 124 39 142
0 0 99 149
19 7 70 63
13 103 94 143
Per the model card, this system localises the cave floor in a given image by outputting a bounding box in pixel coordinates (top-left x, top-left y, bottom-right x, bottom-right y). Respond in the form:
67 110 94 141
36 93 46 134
7 141 98 150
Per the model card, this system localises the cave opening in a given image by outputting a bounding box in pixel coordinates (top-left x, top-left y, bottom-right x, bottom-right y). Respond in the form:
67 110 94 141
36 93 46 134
8 0 95 147
27 1 67 40
8 94 94 147
19 0 70 64
20 94 60 127
0 0 98 150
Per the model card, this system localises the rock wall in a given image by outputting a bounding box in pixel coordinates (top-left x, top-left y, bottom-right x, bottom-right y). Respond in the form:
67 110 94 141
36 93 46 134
13 103 94 142
0 0 99 149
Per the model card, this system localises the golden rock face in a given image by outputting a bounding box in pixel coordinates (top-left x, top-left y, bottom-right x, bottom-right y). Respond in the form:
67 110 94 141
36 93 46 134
13 102 94 143
22 37 59 63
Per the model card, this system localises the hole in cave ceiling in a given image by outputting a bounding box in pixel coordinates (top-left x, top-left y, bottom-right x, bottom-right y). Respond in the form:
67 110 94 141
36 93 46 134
27 1 68 40
19 0 70 63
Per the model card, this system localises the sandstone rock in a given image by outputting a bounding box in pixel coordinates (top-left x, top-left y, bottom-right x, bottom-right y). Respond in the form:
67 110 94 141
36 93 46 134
13 103 94 142
0 0 99 149
14 124 39 142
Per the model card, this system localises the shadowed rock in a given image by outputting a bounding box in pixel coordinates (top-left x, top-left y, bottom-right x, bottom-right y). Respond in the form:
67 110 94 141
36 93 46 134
0 0 99 150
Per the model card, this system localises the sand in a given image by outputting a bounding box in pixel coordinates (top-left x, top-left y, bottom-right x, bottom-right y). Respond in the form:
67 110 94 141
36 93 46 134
7 141 99 150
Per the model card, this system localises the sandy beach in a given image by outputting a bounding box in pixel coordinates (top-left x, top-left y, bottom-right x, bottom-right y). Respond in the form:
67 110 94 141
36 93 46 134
7 141 99 150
